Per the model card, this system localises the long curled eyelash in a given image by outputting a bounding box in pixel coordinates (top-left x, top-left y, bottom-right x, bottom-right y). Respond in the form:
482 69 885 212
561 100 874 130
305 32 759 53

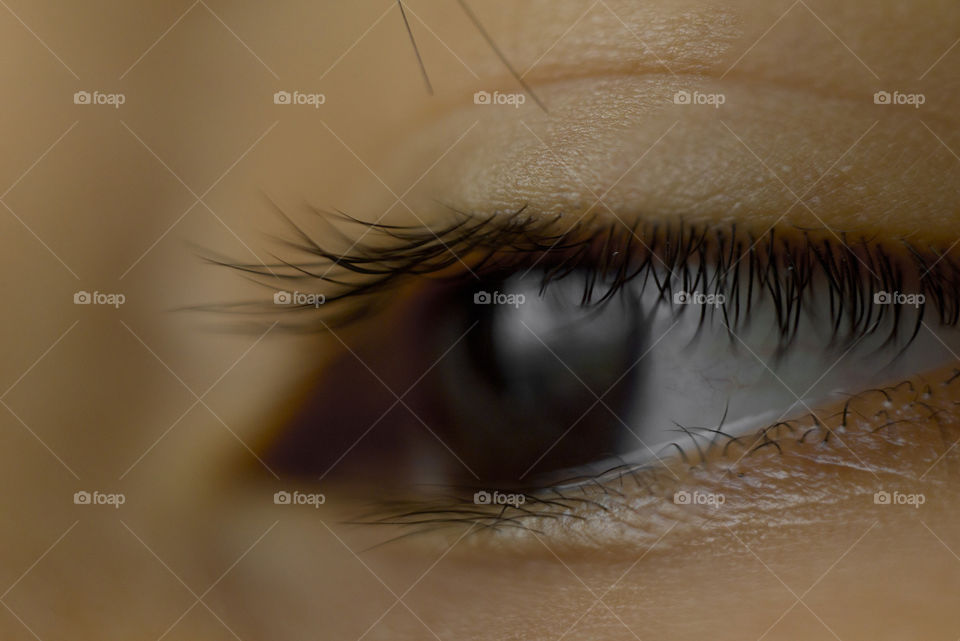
351 373 960 547
213 207 960 349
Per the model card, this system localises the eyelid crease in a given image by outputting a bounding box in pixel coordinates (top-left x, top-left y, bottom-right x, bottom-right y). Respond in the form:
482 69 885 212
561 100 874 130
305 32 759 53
211 208 960 350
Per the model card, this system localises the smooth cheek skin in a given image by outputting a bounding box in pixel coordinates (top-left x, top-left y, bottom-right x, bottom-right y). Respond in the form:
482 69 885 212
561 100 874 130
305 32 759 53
1 1 959 640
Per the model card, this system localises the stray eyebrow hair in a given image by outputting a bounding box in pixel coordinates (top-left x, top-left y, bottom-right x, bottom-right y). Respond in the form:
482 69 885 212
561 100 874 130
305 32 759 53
209 207 960 347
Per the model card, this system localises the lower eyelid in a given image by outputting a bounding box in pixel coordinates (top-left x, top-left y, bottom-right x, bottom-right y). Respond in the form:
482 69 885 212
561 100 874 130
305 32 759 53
355 363 960 555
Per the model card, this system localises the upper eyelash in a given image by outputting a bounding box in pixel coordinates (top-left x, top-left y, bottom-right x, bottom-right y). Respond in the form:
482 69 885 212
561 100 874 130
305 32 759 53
212 207 960 348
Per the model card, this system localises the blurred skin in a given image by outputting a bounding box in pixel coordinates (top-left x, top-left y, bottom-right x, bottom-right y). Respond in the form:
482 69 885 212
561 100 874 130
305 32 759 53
2 1 960 640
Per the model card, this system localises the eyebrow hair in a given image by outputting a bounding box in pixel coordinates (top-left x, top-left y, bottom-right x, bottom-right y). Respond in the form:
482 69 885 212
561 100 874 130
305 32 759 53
454 0 548 112
396 0 434 95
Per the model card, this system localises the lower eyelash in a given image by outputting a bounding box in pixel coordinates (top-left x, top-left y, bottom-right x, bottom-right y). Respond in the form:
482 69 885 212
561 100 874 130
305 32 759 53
210 208 960 350
349 372 960 547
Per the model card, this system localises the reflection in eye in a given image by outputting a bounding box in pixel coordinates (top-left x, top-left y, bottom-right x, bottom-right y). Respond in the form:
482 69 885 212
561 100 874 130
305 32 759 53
226 213 960 540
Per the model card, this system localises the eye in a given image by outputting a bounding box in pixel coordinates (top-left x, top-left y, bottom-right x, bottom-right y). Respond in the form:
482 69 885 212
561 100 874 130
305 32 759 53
230 213 960 542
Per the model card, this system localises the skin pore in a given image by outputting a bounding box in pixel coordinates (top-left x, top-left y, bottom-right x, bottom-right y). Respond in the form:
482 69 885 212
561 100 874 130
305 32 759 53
1 1 960 639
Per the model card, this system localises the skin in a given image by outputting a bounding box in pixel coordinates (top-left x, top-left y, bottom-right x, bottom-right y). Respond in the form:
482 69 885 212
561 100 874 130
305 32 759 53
1 1 960 639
